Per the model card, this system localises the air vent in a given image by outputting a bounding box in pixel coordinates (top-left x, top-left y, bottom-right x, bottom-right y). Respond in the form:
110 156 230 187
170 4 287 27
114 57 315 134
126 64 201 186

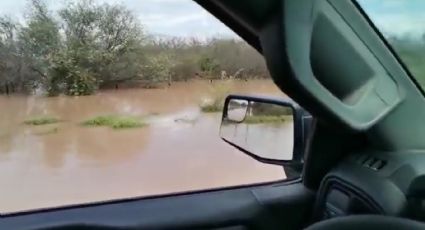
359 155 386 171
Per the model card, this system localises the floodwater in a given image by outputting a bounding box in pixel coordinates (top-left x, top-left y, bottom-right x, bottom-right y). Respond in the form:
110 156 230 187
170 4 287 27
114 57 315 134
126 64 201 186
0 80 288 213
221 122 294 161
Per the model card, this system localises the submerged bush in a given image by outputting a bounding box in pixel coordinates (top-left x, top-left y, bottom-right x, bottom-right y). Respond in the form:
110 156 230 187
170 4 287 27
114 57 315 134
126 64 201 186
82 115 146 129
24 116 60 125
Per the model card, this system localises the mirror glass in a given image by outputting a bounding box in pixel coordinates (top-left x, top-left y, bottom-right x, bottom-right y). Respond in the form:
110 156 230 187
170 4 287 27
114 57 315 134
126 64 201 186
220 99 294 161
227 99 249 122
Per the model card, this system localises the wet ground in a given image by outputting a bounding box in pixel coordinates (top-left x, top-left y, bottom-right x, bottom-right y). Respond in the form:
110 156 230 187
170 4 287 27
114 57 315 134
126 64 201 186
0 80 289 213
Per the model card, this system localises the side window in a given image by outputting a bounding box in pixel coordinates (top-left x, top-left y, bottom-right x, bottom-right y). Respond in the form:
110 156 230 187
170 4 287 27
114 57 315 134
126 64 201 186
0 0 294 213
357 0 425 89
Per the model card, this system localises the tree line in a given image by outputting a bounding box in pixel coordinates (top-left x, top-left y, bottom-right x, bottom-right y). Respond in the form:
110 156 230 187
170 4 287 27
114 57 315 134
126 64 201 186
0 0 270 96
388 36 425 88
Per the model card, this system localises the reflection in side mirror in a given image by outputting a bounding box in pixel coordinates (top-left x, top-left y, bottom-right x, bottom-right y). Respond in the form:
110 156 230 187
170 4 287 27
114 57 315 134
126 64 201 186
227 99 248 122
220 97 294 163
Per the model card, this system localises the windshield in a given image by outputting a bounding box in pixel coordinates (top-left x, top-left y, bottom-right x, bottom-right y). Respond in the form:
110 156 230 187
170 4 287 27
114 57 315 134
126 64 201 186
358 0 425 88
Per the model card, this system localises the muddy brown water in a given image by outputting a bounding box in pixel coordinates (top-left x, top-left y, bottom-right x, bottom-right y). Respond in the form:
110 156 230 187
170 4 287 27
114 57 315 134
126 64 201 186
0 80 289 213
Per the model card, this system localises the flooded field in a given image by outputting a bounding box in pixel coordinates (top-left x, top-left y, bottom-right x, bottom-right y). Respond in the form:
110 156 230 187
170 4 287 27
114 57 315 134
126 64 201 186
0 80 288 213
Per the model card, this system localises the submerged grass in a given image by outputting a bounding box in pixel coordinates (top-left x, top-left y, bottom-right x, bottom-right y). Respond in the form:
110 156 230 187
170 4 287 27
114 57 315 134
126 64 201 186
199 102 222 113
82 115 147 129
34 127 59 135
199 81 231 113
244 115 292 124
24 116 60 125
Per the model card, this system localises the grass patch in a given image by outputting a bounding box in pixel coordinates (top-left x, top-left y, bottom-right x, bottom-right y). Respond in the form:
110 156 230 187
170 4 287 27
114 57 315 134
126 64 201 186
200 102 222 113
24 116 60 126
244 115 292 124
82 115 147 129
110 117 145 129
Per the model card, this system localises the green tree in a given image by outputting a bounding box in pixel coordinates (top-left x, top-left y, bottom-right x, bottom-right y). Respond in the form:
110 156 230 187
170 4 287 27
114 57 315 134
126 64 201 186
56 0 145 93
141 54 174 87
18 0 60 90
198 56 220 75
0 16 16 93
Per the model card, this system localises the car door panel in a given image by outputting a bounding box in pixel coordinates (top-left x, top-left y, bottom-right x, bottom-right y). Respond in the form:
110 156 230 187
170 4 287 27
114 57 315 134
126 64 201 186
0 183 313 230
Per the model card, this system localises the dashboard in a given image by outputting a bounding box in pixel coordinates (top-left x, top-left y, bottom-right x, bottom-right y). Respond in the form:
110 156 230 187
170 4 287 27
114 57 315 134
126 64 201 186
314 150 425 221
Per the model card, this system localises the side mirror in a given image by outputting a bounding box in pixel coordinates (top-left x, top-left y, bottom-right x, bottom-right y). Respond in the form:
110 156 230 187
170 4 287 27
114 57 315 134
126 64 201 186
220 95 312 167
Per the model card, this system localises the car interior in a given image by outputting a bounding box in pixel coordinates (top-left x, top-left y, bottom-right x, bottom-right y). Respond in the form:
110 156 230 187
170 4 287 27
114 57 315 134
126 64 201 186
1 0 425 229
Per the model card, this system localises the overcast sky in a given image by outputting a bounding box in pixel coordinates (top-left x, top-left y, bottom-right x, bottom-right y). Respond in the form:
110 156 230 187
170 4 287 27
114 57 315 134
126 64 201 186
358 0 425 38
0 0 425 39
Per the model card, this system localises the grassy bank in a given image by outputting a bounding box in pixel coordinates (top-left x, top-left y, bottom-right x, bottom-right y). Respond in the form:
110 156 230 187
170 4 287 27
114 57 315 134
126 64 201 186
82 115 147 129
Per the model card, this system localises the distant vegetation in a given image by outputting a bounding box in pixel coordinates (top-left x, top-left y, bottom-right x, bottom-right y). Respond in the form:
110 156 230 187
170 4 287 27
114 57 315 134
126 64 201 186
224 102 293 124
245 103 293 123
82 115 147 129
243 102 293 124
388 36 425 87
249 103 293 116
0 0 269 96
244 115 291 124
2 1 425 98
24 116 60 125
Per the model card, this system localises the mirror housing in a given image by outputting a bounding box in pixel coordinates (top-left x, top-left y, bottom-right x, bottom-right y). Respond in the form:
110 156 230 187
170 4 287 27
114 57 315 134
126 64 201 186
220 94 312 167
